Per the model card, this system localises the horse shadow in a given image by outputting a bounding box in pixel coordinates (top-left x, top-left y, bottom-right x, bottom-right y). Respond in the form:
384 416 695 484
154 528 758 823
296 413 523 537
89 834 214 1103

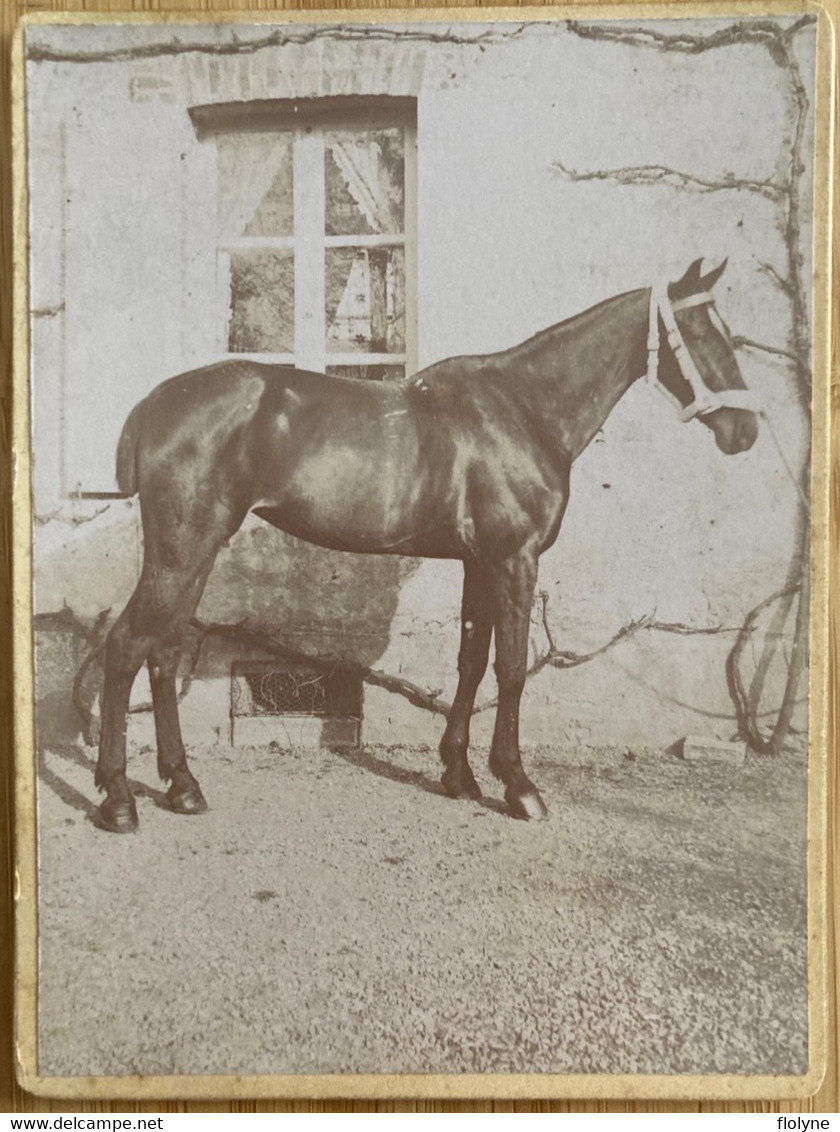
328 744 509 817
37 745 170 830
39 741 510 828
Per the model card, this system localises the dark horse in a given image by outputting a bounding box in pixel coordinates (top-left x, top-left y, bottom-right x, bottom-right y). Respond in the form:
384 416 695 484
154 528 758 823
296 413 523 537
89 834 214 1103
95 259 758 832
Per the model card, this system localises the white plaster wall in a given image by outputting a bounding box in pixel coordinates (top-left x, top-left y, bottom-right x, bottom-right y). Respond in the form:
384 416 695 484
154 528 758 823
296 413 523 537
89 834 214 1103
25 17 816 749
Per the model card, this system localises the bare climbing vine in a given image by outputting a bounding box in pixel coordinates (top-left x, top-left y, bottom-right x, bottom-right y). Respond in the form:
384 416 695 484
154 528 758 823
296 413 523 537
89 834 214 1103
558 16 815 753
57 602 751 747
26 22 530 65
46 16 816 755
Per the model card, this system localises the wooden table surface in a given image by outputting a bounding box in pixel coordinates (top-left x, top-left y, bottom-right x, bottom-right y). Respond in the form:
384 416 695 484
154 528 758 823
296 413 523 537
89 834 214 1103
1 0 836 1112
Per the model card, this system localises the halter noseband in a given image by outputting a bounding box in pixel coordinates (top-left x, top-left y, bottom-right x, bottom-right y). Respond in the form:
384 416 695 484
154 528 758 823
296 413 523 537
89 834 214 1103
646 285 757 422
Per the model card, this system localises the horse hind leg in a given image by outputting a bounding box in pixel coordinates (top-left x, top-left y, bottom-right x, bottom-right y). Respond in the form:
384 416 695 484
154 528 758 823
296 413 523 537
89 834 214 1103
439 560 494 801
148 637 206 816
96 576 167 833
96 523 232 832
145 555 223 814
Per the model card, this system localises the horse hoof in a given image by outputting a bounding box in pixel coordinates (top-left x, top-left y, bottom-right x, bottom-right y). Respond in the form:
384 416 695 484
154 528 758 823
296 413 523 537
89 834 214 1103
98 798 139 834
505 787 549 821
167 783 207 815
441 771 482 801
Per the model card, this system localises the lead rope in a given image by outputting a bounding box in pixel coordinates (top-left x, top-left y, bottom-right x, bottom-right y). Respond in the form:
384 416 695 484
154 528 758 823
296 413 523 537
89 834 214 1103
758 408 811 510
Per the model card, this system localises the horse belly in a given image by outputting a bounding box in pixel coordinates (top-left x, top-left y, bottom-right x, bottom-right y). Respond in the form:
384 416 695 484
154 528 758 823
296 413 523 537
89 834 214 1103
254 436 461 556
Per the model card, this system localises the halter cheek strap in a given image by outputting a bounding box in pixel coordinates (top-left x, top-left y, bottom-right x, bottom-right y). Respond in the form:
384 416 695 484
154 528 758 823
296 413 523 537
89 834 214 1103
646 285 758 423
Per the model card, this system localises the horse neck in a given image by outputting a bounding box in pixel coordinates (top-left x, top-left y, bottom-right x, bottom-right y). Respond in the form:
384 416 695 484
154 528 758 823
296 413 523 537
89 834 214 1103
503 288 649 462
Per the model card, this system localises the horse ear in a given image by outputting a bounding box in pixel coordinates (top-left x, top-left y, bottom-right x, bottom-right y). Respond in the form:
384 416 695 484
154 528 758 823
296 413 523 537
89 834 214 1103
670 258 705 299
699 258 728 292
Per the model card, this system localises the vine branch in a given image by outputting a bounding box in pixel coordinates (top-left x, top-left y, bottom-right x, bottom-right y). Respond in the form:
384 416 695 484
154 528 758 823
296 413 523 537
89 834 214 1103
560 15 814 753
552 160 785 202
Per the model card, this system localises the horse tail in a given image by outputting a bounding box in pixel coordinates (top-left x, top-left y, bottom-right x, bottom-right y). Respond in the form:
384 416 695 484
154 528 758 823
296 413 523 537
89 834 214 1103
115 400 145 497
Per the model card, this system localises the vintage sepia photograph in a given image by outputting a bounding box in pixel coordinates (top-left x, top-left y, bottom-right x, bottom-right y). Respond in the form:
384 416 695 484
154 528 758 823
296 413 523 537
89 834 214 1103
13 6 831 1099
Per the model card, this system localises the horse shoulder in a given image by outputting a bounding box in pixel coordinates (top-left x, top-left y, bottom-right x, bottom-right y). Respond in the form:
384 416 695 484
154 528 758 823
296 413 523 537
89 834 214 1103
405 364 571 559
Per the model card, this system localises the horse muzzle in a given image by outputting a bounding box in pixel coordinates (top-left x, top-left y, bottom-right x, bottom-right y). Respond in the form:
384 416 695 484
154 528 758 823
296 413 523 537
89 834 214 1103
708 407 759 454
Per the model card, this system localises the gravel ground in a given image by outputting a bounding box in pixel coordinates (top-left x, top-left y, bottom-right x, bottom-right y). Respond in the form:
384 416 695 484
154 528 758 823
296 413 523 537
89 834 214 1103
36 740 808 1079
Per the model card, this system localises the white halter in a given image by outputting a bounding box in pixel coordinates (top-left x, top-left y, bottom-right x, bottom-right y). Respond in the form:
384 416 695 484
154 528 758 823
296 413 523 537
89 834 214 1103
646 285 757 422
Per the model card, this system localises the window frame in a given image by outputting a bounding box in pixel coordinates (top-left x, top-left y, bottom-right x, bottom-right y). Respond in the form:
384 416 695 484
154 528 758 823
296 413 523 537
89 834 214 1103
190 96 418 381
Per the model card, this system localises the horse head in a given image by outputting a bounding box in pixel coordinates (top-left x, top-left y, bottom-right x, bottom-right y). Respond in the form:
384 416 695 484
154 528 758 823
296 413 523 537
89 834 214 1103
651 259 759 455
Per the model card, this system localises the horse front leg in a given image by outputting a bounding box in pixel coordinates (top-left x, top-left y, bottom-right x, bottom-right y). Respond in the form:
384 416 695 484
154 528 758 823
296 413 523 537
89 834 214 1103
488 547 547 821
439 559 494 800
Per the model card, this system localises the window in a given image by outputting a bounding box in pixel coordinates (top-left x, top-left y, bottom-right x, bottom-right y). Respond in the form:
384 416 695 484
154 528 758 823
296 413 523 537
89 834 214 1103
191 98 417 381
231 661 363 747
